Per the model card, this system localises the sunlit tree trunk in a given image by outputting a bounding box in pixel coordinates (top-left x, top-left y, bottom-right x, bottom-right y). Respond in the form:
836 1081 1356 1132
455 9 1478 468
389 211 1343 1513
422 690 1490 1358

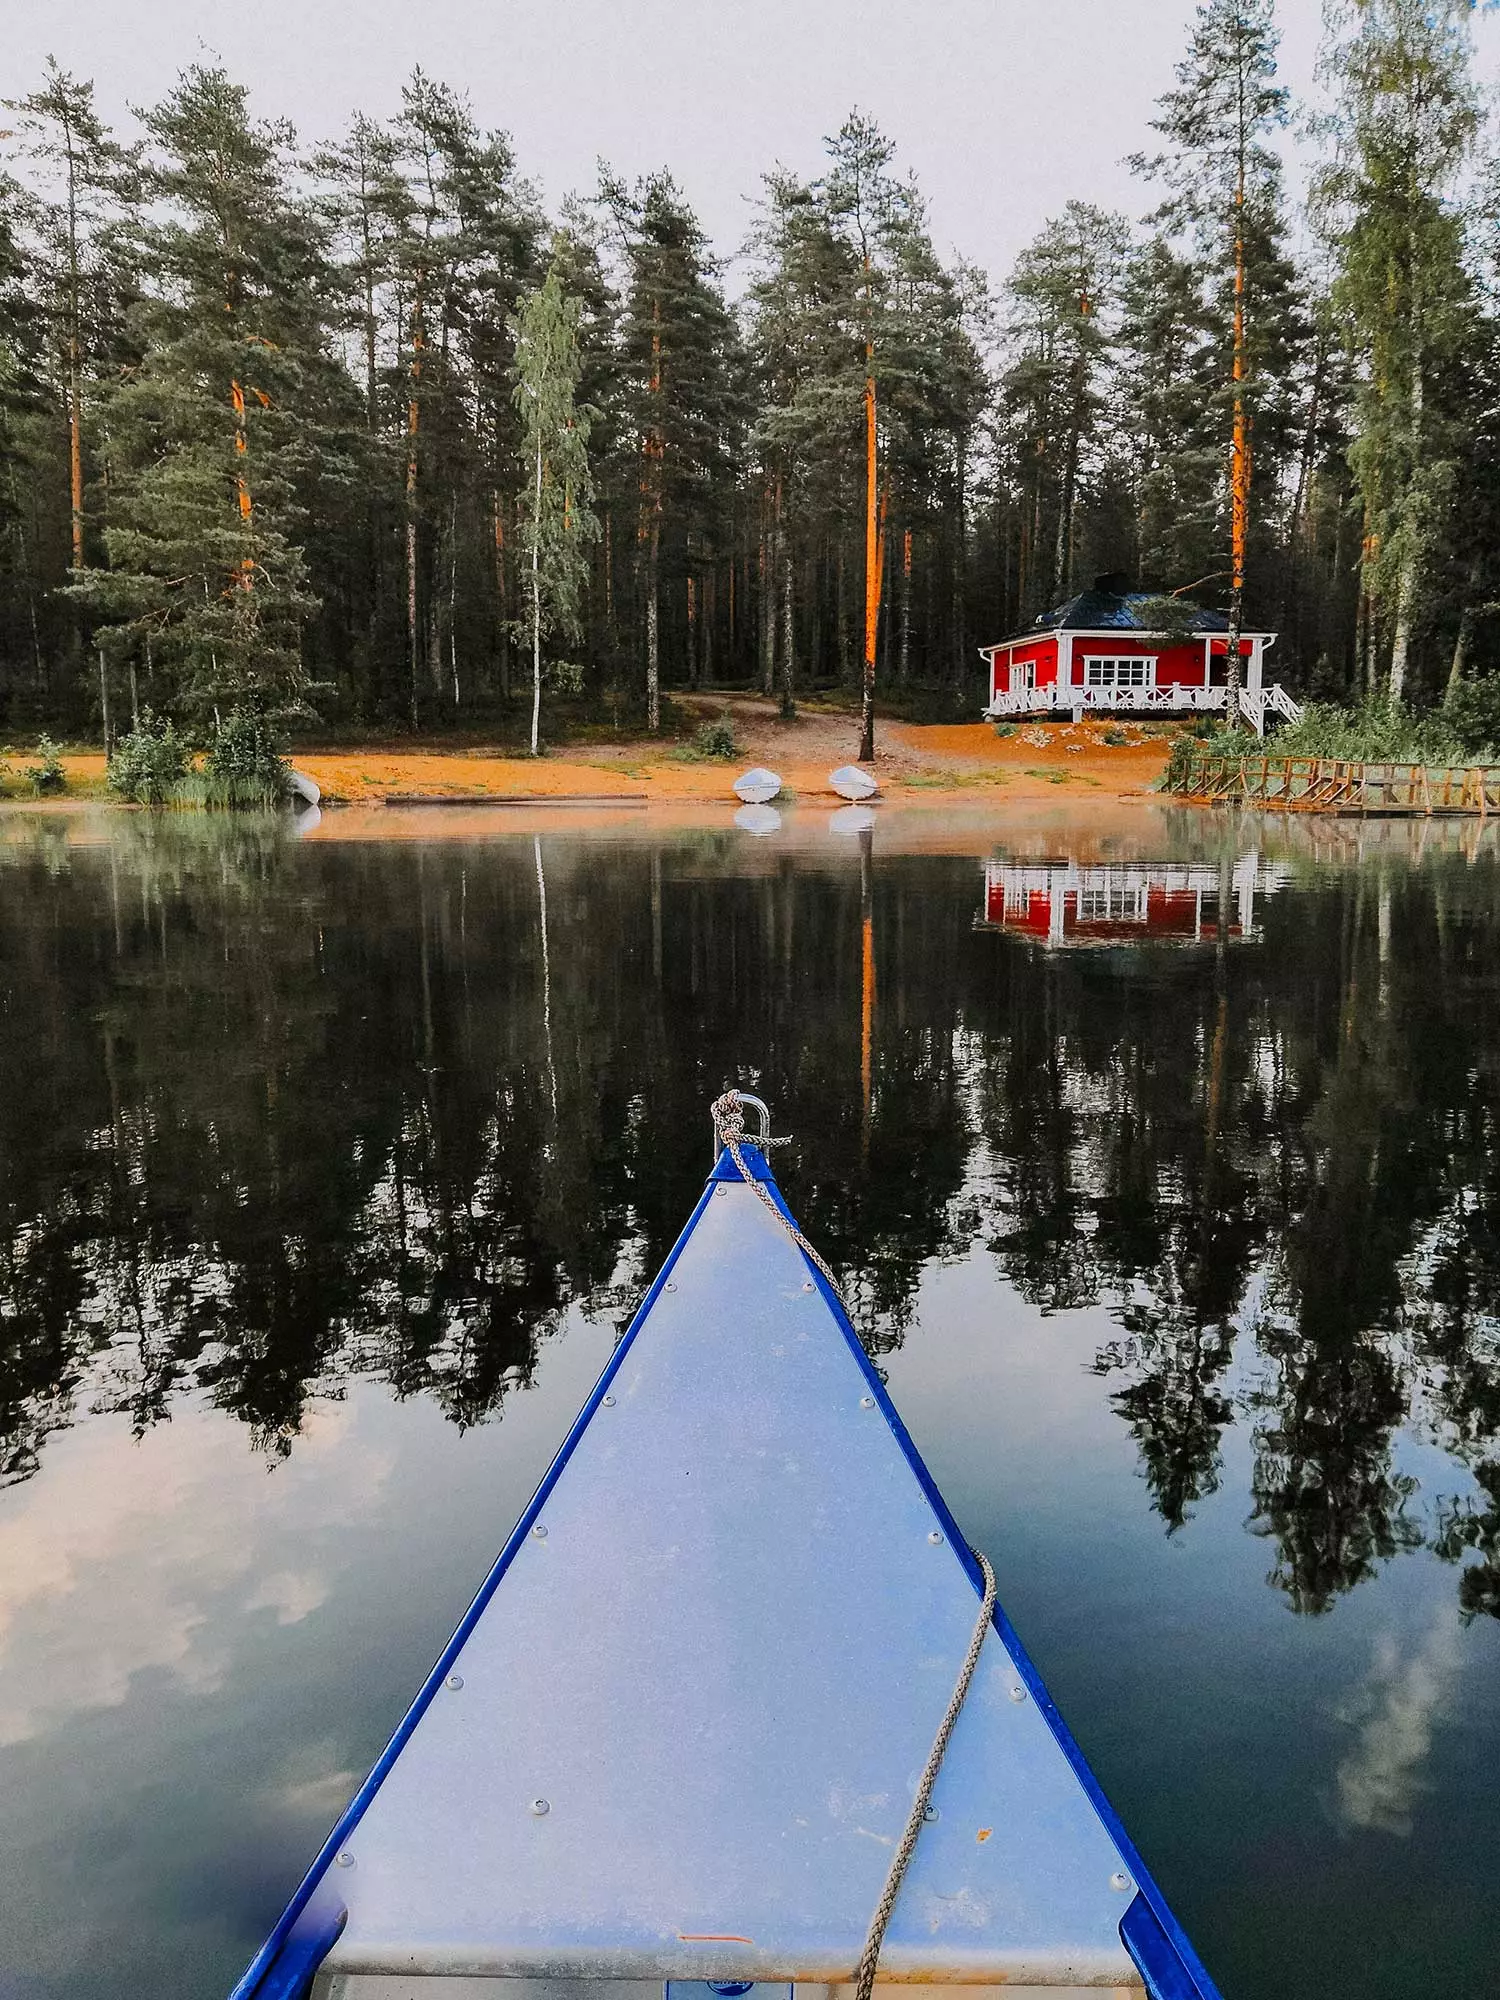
859 364 878 760
1223 135 1250 729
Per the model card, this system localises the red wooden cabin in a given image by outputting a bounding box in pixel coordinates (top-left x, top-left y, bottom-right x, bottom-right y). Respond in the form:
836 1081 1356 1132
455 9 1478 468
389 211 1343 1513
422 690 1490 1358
981 578 1298 736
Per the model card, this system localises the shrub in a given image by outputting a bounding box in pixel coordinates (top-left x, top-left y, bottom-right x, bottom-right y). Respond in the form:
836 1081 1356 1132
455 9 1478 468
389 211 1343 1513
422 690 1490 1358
201 708 290 808
1101 728 1132 746
23 737 65 796
1444 677 1500 758
992 721 1017 739
108 715 189 804
689 714 738 760
1272 696 1463 763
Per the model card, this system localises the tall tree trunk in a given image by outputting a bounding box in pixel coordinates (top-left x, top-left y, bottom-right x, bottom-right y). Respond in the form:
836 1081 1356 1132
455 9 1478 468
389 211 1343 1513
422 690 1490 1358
779 527 796 718
231 379 254 591
1445 556 1482 705
530 432 543 754
645 512 661 733
952 439 968 683
1388 356 1423 706
406 285 425 731
859 367 878 762
900 527 912 683
494 493 510 701
764 508 776 696
1223 149 1250 730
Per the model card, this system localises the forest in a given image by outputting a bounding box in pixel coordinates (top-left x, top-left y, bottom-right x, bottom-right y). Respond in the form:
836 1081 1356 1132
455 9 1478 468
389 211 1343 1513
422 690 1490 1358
3 0 1500 743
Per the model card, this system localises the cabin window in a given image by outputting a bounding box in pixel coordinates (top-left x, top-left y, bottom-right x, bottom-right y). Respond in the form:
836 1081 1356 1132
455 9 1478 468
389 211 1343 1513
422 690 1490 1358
1083 655 1156 688
1011 659 1036 691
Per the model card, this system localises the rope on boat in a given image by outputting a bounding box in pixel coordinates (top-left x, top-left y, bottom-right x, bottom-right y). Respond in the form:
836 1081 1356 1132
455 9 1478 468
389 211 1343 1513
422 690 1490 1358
852 1545 997 2000
708 1088 1000 2000
710 1089 845 1306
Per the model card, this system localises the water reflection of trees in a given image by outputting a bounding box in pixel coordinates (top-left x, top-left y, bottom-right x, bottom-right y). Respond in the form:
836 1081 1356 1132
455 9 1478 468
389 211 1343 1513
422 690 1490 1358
3 820 1500 1622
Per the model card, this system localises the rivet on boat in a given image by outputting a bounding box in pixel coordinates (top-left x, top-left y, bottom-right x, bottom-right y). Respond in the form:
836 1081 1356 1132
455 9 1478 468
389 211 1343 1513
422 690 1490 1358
923 1806 940 1822
532 1524 548 1539
802 1281 814 1292
529 1798 551 1817
665 1281 677 1292
928 1531 944 1545
1110 1872 1133 1894
446 1674 464 1691
336 1852 355 1868
602 1394 616 1407
1008 1686 1028 1704
860 1395 875 1409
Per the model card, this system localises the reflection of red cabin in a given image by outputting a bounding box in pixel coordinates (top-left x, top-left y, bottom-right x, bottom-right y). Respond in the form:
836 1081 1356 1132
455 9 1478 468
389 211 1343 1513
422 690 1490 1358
976 859 1287 949
981 578 1297 735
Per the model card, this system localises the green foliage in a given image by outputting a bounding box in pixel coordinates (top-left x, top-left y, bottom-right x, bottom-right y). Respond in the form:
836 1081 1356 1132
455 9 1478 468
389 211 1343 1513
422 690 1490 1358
992 721 1017 739
23 736 65 794
1445 677 1500 757
514 254 599 752
201 707 289 806
1102 727 1133 746
1273 697 1465 762
1132 595 1203 646
688 714 738 760
107 714 190 802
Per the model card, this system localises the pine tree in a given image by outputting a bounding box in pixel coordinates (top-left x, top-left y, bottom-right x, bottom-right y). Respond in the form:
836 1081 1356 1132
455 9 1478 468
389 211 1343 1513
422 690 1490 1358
513 256 598 754
1140 0 1299 722
1002 203 1128 613
612 172 746 730
824 114 900 759
75 66 328 722
4 65 135 586
1115 233 1221 591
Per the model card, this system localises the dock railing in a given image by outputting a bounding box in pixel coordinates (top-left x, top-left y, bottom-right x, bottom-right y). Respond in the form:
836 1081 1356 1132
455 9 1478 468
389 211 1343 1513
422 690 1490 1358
1170 751 1500 816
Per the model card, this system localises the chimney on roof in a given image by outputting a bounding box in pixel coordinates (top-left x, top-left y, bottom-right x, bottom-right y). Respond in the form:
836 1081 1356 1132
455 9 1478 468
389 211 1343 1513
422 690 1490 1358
1092 571 1133 596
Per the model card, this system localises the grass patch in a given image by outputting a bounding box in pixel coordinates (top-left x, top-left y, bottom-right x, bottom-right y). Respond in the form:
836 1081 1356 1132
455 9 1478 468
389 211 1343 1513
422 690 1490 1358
903 769 1011 789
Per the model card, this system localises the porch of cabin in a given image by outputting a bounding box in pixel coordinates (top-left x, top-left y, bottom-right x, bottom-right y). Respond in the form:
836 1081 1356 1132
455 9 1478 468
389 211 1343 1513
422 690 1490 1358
980 603 1302 736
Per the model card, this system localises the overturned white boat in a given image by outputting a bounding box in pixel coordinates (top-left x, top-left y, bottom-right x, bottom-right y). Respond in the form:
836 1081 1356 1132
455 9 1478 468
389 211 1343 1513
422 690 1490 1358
829 763 878 801
733 767 782 804
230 1092 1221 2000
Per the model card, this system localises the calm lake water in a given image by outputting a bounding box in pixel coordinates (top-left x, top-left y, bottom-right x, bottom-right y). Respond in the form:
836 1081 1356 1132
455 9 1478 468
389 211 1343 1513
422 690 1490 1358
2 800 1499 2000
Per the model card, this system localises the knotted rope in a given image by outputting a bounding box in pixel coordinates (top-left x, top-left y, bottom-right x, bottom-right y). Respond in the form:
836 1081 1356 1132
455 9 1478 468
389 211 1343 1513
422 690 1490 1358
707 1087 1000 2000
710 1089 845 1305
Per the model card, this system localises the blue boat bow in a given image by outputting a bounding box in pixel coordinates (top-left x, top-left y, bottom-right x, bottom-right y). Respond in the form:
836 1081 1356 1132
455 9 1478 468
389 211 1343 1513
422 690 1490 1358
232 1098 1221 2000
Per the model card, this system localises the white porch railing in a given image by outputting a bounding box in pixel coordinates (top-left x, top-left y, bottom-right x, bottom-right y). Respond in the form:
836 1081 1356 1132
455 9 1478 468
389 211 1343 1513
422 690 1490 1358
984 681 1302 736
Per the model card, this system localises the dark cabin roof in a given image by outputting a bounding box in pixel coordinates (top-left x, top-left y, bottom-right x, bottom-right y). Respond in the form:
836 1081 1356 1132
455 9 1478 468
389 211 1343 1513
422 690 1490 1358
1026 587 1231 635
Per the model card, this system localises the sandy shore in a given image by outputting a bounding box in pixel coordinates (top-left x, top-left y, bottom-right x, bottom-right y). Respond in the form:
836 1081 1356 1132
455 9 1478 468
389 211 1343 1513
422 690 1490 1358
23 700 1171 813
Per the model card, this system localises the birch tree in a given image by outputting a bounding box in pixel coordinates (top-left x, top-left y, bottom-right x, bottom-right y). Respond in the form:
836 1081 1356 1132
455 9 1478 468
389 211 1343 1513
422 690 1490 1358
1318 0 1479 704
513 259 597 754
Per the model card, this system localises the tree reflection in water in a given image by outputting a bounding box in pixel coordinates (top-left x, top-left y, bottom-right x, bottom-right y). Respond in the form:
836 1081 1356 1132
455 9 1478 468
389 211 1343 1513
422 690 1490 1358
3 813 1500 1626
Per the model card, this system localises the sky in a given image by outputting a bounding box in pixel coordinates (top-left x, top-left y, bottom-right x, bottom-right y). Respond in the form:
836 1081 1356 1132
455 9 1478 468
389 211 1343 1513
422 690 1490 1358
3 0 1496 289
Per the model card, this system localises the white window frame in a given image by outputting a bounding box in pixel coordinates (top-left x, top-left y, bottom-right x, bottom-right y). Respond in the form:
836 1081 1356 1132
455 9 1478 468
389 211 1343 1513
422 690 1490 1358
1082 654 1156 690
1011 658 1036 692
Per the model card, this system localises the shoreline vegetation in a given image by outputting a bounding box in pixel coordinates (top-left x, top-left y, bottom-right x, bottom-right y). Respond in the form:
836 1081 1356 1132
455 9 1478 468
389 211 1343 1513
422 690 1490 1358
5 4 1500 771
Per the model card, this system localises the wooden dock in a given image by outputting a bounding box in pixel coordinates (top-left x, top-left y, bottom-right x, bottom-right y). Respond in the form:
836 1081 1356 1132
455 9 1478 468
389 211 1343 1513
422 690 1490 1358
1172 752 1500 816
